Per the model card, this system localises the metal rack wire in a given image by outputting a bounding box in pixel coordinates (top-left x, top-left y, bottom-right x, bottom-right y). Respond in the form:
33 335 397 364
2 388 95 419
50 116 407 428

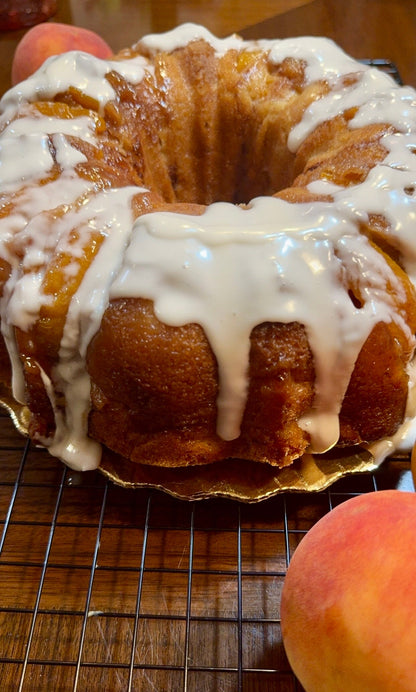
0 59 412 692
0 406 413 692
360 57 404 84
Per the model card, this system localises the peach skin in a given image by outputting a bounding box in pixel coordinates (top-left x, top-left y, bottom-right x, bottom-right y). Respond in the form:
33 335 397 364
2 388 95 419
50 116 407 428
281 489 416 692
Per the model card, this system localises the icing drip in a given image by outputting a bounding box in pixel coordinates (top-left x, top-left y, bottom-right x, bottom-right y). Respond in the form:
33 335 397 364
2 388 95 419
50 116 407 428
45 187 143 470
109 196 408 451
1 25 416 470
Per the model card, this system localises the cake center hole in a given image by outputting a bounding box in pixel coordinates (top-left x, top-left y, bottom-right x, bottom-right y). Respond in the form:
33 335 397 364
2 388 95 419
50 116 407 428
166 131 296 206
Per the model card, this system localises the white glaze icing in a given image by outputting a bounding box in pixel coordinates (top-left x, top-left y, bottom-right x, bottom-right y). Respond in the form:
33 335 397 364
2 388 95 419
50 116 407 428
266 35 365 84
0 117 92 186
137 23 245 56
0 52 111 125
109 198 406 450
1 24 416 471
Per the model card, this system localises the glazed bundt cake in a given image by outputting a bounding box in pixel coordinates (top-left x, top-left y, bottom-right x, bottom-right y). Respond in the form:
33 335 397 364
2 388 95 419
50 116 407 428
1 24 416 475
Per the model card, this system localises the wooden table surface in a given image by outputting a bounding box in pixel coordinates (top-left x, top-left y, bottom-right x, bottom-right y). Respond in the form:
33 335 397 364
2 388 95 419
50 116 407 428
0 1 415 691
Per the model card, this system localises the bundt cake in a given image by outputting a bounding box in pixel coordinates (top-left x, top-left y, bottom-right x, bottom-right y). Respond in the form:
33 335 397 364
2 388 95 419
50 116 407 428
1 23 416 476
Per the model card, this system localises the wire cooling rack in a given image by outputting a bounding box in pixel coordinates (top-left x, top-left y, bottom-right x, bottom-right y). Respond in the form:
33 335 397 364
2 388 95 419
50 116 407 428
0 59 412 692
0 408 413 692
361 57 404 84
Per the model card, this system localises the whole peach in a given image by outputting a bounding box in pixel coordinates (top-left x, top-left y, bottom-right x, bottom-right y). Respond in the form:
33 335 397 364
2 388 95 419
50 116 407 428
281 489 416 692
11 22 113 85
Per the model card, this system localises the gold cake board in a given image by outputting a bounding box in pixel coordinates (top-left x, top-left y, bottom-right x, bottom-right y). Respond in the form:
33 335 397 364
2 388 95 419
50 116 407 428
0 385 377 501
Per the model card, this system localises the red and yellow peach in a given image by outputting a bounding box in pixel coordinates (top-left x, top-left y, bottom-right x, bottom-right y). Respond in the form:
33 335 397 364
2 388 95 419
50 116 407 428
281 489 416 691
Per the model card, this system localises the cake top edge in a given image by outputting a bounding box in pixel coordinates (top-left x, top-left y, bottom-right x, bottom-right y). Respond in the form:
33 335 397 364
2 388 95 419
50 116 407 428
0 24 380 127
135 23 366 80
